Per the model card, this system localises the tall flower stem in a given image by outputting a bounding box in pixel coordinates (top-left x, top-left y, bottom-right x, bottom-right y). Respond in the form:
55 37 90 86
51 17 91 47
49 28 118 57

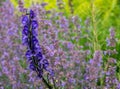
91 0 100 51
28 15 52 89
42 76 53 89
52 77 57 89
22 10 54 89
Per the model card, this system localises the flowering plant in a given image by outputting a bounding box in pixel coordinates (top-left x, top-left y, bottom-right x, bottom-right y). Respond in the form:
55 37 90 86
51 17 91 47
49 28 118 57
22 10 54 89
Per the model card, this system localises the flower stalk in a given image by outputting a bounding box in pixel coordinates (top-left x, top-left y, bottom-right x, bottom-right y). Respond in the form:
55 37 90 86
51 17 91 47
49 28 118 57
22 10 53 89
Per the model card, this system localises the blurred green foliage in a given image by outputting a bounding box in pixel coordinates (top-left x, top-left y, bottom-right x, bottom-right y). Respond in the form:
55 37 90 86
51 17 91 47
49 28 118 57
10 0 120 29
0 0 5 5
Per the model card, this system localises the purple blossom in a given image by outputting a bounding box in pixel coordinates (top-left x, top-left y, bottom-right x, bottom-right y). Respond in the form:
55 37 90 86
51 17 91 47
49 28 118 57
106 27 116 47
84 51 103 88
32 20 38 29
105 58 119 89
22 16 29 25
21 10 52 78
59 16 69 29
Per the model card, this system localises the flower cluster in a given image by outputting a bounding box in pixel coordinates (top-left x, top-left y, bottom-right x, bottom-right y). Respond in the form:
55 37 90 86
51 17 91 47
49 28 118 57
105 58 120 89
22 10 50 78
84 51 103 89
106 27 116 47
0 0 27 88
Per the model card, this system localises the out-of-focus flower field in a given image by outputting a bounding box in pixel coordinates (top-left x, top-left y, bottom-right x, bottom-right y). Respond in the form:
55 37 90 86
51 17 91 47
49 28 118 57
0 0 120 89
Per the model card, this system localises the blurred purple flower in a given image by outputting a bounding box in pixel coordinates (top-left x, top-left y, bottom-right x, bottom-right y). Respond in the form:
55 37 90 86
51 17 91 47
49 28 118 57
84 51 103 88
105 58 119 89
106 27 116 47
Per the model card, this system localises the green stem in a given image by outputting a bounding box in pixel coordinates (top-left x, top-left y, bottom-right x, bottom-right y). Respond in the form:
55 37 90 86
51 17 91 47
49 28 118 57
52 77 57 89
42 76 53 89
91 1 100 51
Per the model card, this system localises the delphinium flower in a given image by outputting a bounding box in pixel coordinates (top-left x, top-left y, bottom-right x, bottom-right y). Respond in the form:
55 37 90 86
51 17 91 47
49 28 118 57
22 9 53 88
104 58 120 89
84 51 103 89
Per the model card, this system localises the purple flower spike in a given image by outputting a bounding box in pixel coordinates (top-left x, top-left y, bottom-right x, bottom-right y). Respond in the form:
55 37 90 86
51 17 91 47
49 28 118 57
21 10 52 80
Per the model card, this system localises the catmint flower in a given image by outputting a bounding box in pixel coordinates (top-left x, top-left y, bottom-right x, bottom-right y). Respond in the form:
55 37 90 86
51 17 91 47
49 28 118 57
109 27 115 39
84 51 103 88
106 27 116 47
105 58 119 89
41 2 48 7
59 16 69 29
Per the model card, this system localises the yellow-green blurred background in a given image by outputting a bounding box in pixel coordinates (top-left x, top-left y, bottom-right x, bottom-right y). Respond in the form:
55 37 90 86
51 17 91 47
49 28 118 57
10 0 120 28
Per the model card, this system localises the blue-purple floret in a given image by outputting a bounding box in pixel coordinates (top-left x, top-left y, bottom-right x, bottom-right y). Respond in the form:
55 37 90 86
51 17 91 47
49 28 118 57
22 10 51 78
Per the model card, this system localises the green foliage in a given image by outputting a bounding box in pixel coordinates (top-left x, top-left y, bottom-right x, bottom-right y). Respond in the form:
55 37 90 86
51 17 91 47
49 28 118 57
19 73 28 83
10 0 120 37
19 59 27 68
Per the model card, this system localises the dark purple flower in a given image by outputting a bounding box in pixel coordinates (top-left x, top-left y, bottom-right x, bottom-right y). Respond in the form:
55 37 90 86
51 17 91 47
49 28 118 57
29 62 36 71
36 52 43 60
43 59 49 69
38 70 43 78
32 20 38 29
25 50 32 59
32 29 37 36
22 25 29 35
22 35 28 45
32 36 38 45
22 15 29 25
22 10 51 79
30 10 35 18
